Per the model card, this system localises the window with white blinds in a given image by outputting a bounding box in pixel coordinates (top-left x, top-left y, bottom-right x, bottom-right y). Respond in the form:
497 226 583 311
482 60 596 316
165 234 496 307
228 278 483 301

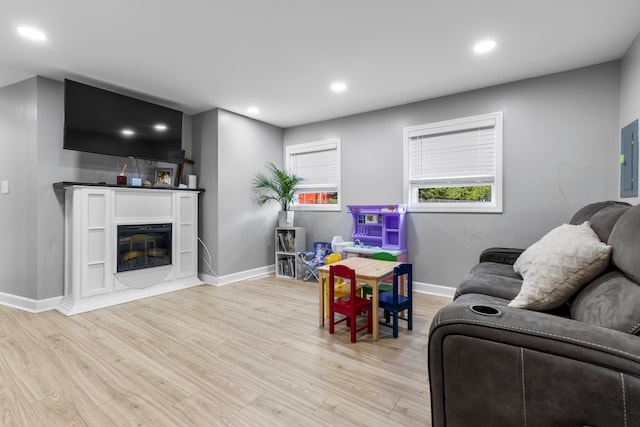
286 138 341 211
403 112 503 212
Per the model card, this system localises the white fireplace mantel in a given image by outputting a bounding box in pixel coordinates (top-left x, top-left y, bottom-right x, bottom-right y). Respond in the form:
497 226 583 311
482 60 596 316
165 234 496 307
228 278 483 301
55 183 203 315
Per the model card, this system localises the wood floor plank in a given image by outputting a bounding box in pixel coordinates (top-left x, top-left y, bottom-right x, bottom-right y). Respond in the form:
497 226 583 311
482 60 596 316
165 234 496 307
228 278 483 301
41 333 148 407
0 377 44 427
0 332 74 404
238 389 335 427
0 275 450 426
389 395 433 427
171 389 258 426
29 386 116 427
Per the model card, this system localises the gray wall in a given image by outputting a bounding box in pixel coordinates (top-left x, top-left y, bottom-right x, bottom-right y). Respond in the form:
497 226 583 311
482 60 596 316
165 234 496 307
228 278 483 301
284 62 621 288
619 31 640 205
192 109 219 275
193 109 283 277
36 77 66 299
0 76 194 300
0 78 38 298
0 59 627 300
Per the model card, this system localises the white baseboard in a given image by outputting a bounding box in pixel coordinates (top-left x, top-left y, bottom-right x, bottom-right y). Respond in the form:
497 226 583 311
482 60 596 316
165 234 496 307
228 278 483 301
413 281 456 299
0 292 64 313
201 265 456 300
57 276 204 316
0 274 454 314
200 264 275 286
1 264 278 314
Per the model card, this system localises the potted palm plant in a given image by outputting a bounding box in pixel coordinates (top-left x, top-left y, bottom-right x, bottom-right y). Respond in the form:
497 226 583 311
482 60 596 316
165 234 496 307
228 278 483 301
252 161 304 227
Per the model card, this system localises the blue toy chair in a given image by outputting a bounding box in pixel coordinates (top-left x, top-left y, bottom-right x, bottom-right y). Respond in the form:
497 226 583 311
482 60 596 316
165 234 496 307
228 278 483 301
297 241 332 281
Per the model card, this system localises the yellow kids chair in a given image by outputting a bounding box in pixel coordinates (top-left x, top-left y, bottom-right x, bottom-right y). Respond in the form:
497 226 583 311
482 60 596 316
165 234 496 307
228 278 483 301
324 253 351 317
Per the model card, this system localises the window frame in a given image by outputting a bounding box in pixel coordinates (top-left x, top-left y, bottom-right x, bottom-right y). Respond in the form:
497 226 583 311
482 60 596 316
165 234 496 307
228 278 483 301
286 138 341 212
403 112 503 213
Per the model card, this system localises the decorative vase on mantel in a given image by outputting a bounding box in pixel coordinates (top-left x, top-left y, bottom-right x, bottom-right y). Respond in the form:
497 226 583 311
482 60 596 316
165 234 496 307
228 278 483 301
278 210 295 227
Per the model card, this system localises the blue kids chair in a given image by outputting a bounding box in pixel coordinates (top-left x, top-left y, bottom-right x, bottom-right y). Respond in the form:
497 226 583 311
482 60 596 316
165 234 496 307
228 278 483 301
378 263 413 338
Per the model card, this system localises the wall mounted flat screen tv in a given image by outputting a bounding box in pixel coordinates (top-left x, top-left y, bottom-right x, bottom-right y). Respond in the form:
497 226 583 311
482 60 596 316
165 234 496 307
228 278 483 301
63 79 183 164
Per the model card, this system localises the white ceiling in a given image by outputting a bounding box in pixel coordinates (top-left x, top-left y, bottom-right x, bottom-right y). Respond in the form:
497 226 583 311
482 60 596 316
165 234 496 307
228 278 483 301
2 1 640 128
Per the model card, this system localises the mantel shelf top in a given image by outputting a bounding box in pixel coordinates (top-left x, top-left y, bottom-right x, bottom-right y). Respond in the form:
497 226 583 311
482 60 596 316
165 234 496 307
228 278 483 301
53 181 204 192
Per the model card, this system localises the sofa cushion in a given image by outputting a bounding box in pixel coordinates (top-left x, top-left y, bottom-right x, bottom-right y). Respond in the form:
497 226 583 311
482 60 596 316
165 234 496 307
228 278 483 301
470 262 523 280
509 222 611 310
455 293 572 317
571 271 640 335
455 273 523 301
453 293 511 307
478 248 525 265
569 201 629 225
589 204 632 243
608 204 640 284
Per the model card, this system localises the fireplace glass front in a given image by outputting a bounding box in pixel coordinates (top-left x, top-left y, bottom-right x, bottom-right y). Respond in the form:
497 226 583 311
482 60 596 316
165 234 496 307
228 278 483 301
117 224 172 273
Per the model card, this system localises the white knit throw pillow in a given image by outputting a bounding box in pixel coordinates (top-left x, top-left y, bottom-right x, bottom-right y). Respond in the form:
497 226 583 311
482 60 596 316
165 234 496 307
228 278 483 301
509 222 611 311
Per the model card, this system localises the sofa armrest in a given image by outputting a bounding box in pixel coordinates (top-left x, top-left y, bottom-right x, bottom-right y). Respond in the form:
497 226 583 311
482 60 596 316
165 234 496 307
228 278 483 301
478 247 525 264
428 303 640 427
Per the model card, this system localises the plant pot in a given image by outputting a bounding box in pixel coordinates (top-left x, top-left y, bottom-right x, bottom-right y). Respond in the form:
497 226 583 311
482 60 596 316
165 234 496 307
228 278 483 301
278 211 295 227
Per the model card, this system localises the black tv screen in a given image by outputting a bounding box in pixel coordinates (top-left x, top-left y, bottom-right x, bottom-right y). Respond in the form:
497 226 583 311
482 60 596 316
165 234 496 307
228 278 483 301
63 79 183 164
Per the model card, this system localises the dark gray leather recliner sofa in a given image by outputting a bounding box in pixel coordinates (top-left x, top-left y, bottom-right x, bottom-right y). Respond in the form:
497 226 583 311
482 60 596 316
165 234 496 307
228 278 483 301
428 201 640 427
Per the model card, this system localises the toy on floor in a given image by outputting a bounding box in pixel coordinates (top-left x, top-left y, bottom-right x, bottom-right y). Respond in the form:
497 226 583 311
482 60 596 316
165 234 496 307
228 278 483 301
298 241 332 281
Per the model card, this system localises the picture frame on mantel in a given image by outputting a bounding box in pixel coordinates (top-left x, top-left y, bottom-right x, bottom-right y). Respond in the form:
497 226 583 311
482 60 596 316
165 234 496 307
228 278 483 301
154 168 173 187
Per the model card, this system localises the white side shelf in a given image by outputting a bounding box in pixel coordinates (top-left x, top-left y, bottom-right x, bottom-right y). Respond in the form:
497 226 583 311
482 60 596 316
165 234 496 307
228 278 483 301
58 186 203 315
275 227 305 279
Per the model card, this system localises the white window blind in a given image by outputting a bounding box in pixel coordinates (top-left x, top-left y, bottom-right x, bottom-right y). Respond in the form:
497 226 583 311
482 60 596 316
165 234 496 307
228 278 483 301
403 112 503 213
286 138 341 211
289 143 338 191
409 122 496 185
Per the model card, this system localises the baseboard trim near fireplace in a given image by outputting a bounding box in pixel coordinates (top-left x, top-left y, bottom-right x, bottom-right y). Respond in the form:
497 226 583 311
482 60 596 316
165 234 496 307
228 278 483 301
57 276 204 316
0 291 64 313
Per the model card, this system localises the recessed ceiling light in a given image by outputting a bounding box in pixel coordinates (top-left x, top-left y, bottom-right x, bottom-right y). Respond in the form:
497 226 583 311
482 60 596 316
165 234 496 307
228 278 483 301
154 123 167 131
247 106 259 115
474 39 497 54
331 82 347 93
17 26 47 42
121 128 135 136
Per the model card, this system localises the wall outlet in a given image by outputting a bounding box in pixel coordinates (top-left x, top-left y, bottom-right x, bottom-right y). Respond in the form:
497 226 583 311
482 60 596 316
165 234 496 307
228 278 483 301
1 180 8 194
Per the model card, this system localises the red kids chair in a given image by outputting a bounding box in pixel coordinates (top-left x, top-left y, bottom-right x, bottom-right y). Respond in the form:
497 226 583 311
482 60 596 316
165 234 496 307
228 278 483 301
329 264 372 343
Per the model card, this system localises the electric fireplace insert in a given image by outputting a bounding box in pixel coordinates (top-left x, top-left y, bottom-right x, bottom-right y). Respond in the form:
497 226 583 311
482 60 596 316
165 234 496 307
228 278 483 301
117 224 172 273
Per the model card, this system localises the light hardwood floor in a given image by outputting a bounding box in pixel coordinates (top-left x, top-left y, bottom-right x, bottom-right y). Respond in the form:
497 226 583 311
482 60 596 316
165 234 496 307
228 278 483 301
0 276 450 426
